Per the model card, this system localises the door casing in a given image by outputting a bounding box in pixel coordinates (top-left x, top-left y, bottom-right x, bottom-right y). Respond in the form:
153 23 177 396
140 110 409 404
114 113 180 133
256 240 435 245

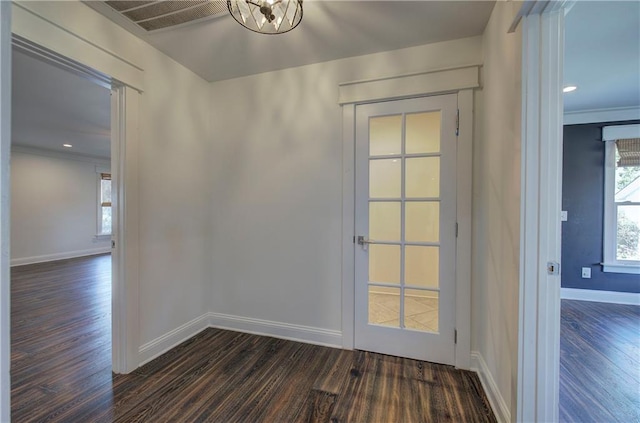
339 68 476 369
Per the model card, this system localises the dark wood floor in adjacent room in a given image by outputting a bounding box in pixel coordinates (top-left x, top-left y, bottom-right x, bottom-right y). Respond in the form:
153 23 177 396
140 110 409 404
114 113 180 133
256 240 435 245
560 299 640 423
11 254 495 423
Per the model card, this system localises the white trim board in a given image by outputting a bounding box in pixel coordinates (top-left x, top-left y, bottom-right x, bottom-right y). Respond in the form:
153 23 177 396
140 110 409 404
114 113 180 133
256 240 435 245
137 312 343 369
10 247 111 267
138 313 210 366
470 351 510 423
561 288 640 306
208 312 342 348
338 65 481 105
563 107 640 125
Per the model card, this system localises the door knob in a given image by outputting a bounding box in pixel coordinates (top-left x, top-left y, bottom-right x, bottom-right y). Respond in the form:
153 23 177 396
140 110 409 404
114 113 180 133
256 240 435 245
357 236 373 250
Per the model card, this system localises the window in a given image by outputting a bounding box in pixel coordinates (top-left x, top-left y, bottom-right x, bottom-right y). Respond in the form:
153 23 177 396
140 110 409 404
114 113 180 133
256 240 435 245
603 125 640 274
98 172 112 235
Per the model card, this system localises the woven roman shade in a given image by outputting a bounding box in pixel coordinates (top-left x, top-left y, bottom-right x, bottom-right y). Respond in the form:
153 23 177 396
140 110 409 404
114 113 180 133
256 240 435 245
616 138 640 167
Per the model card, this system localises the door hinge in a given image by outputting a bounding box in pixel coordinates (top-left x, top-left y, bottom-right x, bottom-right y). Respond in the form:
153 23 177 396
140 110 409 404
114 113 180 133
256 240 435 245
455 109 460 136
454 329 457 344
455 222 459 238
353 235 356 244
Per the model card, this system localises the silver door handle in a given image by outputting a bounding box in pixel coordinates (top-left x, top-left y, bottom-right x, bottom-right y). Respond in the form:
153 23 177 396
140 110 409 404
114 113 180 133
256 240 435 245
357 236 374 250
357 236 373 245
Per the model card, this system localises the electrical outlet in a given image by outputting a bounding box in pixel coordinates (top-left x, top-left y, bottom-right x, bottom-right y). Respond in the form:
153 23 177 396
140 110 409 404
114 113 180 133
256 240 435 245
561 211 568 222
581 267 591 278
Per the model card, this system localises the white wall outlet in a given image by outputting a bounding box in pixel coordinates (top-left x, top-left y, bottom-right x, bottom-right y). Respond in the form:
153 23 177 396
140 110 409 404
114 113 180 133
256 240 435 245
581 267 591 278
561 211 568 222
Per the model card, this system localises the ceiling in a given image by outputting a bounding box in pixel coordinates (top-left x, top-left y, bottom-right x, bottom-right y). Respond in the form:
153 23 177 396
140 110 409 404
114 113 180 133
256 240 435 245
564 1 640 113
87 1 497 82
12 50 111 159
11 0 638 160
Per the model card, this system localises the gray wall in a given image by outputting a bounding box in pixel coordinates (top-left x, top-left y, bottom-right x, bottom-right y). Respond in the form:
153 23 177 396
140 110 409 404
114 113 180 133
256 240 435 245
561 120 640 293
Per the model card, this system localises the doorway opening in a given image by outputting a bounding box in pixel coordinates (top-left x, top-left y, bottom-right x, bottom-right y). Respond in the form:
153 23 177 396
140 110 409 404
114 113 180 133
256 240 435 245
9 43 115 419
559 2 640 421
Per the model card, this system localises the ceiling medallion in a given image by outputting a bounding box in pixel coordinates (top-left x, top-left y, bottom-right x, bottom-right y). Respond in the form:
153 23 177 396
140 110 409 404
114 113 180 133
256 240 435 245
227 0 303 34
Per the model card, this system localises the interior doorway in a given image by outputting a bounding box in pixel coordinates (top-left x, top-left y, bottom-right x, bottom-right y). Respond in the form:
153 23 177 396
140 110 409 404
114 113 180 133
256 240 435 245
7 34 138 376
9 44 115 417
559 2 640 421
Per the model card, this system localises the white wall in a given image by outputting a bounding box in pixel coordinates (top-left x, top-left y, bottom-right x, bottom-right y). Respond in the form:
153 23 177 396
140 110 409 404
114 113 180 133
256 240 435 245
472 2 522 420
11 1 212 349
10 149 110 265
208 37 482 336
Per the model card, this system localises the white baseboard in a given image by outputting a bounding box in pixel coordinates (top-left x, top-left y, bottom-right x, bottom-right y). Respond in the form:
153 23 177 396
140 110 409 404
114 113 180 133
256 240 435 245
138 313 211 366
470 351 510 423
10 247 111 267
137 312 342 368
561 288 640 306
208 312 342 348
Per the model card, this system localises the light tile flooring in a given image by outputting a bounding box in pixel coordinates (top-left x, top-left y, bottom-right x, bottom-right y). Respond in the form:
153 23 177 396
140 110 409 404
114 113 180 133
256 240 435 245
369 292 439 332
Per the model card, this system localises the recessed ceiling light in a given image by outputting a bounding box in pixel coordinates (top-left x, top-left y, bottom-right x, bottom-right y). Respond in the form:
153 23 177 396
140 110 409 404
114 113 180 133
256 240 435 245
63 144 72 148
563 86 577 93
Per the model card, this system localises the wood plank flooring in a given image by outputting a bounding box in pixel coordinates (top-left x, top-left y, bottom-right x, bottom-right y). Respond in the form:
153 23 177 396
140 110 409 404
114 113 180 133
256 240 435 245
560 299 640 422
11 254 496 422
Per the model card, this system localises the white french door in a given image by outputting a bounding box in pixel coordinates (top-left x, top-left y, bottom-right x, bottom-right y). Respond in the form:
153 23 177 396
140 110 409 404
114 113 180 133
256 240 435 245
354 94 458 364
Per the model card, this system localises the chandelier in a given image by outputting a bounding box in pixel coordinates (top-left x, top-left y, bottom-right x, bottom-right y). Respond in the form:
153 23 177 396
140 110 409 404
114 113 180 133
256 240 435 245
227 0 303 34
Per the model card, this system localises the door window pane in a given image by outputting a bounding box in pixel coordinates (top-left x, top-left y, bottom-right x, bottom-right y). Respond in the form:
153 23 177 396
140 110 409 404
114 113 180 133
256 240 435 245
404 289 438 332
405 201 439 242
370 115 402 156
370 202 401 241
406 157 439 198
369 286 400 327
369 244 401 284
370 159 401 198
405 245 439 288
406 111 440 154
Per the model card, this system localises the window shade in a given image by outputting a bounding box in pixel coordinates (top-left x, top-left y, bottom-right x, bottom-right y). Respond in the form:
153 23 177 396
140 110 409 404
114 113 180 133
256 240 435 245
616 138 640 167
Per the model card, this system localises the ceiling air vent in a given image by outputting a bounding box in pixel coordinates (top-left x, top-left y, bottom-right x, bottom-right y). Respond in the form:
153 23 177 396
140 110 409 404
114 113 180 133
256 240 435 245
104 1 227 31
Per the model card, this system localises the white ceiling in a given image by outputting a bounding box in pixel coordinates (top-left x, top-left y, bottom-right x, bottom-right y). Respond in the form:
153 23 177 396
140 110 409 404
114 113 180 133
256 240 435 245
12 0 638 160
564 1 640 113
12 49 111 159
88 1 497 82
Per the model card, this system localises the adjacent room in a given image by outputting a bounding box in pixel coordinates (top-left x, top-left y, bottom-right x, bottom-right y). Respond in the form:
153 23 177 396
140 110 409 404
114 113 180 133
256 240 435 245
10 47 114 422
560 2 640 422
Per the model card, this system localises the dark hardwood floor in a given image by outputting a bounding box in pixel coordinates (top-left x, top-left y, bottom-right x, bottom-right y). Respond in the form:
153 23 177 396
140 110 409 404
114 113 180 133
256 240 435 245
560 299 640 423
11 254 495 422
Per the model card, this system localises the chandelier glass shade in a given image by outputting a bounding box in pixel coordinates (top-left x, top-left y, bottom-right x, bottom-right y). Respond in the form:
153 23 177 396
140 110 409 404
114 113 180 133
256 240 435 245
227 0 303 34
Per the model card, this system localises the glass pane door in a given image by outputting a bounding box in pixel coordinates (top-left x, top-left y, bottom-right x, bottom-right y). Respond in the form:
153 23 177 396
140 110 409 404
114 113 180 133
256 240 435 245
354 94 457 364
367 111 442 333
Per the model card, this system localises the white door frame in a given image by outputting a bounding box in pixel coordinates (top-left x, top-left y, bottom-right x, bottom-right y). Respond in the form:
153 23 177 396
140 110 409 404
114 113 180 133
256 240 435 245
514 1 573 421
0 3 12 421
339 66 478 369
110 82 141 374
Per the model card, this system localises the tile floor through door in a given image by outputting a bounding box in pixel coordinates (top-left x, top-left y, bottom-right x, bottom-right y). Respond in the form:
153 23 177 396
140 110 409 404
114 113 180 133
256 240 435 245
369 292 439 331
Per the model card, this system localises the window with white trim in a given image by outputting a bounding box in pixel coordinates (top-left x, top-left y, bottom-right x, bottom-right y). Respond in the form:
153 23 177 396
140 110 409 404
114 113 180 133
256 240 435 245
98 172 112 235
603 124 640 274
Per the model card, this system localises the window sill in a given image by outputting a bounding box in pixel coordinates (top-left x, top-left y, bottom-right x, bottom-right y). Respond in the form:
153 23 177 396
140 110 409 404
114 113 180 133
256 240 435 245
602 263 640 275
